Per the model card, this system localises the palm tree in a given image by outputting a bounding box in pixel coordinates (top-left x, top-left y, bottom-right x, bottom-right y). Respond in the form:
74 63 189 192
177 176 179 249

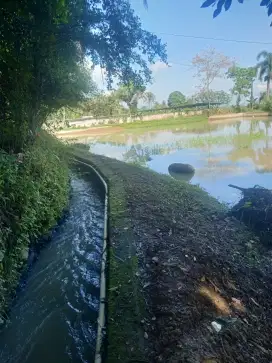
256 51 272 98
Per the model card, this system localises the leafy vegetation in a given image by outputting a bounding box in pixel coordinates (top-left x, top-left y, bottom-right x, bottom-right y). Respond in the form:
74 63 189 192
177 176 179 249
192 48 233 108
201 0 272 24
0 133 69 317
256 51 272 98
193 90 231 105
167 91 186 107
0 0 167 151
227 66 256 108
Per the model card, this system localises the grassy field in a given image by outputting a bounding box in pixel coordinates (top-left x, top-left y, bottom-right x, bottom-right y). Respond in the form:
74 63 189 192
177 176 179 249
57 115 209 133
119 115 208 130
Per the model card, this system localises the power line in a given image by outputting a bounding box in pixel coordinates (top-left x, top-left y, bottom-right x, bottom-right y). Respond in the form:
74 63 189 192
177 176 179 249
158 32 272 45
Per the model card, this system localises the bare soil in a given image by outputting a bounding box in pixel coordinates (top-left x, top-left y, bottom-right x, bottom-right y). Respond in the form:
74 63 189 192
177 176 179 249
75 152 272 363
56 125 122 138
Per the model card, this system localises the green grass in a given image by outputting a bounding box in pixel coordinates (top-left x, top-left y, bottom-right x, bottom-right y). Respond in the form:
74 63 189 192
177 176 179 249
73 152 148 363
56 115 209 133
120 115 208 130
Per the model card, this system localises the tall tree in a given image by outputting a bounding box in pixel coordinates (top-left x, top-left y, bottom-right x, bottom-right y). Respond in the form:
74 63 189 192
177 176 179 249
194 90 231 105
256 51 272 98
145 92 156 109
115 83 146 114
192 48 232 108
227 66 256 107
0 0 166 151
82 93 125 117
167 91 186 108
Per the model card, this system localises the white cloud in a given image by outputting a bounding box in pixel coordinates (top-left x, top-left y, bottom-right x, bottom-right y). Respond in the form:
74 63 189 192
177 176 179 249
150 61 170 73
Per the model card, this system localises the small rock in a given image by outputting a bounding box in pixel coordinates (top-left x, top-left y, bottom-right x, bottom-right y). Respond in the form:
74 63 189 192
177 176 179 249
211 321 222 333
152 316 156 321
193 256 197 262
135 272 140 277
152 256 159 264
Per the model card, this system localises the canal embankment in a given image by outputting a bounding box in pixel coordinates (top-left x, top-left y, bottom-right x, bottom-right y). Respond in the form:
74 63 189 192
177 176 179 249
73 150 272 363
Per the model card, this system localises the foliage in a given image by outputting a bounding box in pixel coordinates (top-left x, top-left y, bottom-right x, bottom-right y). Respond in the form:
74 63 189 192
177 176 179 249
0 0 167 151
144 92 156 109
115 83 147 113
256 51 272 97
201 0 272 25
82 93 126 118
0 132 69 315
194 90 231 105
260 95 272 112
192 48 233 107
154 101 168 109
167 91 186 107
227 66 256 107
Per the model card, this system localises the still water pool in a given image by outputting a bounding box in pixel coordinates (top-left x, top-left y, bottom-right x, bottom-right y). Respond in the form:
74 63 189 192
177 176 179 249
77 118 272 204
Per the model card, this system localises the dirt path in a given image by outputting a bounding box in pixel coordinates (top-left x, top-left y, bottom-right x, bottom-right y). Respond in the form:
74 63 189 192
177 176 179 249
74 151 272 363
56 126 122 139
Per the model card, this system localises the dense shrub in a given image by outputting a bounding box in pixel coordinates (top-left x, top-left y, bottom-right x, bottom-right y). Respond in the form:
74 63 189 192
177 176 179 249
0 133 69 316
260 96 272 112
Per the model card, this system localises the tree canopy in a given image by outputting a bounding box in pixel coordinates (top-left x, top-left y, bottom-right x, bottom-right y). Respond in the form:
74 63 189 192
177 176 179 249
194 90 231 105
256 51 272 97
167 91 186 108
201 0 272 24
192 48 232 107
0 0 167 151
115 83 147 113
227 66 256 107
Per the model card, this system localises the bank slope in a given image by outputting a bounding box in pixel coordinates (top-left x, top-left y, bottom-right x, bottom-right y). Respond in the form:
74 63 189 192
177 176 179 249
0 133 70 320
74 150 272 363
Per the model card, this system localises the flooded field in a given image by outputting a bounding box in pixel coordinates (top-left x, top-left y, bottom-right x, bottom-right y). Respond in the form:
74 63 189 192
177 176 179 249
71 118 272 204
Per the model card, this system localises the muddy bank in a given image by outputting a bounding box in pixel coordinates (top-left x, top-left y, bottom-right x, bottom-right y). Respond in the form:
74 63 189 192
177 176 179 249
74 150 272 363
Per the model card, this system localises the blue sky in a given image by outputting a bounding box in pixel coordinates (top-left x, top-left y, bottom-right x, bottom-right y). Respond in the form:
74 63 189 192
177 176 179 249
93 0 272 103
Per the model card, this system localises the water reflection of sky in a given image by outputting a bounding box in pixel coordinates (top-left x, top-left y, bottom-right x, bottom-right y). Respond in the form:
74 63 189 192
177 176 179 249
86 119 272 204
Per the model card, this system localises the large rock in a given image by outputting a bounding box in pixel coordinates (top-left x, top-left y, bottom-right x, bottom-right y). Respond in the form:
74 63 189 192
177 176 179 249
169 170 194 182
168 163 195 174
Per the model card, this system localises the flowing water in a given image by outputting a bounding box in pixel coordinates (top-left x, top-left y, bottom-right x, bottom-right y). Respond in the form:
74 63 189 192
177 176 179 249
75 118 272 204
0 175 104 363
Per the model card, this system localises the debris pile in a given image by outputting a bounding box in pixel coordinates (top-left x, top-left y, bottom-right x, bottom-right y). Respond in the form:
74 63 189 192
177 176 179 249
229 184 272 246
